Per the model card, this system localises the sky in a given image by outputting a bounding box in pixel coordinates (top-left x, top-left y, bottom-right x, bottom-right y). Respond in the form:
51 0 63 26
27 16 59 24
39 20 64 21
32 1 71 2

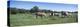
9 1 78 12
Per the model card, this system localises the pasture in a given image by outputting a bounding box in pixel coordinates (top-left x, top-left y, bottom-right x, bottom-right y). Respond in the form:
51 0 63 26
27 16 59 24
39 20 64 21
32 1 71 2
10 13 78 27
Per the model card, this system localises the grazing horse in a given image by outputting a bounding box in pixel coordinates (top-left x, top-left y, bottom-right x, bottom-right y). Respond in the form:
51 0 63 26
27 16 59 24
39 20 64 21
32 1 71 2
35 12 46 19
61 11 68 17
49 12 61 16
50 12 54 16
49 11 68 17
62 12 68 16
54 13 61 16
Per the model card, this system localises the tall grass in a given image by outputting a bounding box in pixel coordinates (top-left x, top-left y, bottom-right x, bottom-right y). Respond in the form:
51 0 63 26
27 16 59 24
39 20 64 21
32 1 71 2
10 13 78 26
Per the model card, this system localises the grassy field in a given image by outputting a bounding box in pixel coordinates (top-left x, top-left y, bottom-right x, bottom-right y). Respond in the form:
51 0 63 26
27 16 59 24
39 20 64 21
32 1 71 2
10 13 78 27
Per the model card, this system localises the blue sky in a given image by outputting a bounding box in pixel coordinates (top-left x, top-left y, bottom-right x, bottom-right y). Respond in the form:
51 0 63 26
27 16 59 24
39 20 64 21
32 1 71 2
9 1 78 12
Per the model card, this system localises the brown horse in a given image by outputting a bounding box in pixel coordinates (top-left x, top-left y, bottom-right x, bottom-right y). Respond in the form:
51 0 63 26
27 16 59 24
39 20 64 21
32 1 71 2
35 12 46 19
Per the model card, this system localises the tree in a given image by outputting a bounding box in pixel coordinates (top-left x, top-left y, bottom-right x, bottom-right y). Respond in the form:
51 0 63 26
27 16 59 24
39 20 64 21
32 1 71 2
9 7 19 14
30 6 39 13
18 9 26 13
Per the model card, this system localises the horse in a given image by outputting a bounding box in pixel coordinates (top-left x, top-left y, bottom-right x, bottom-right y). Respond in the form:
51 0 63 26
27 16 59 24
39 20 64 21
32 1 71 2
49 12 61 16
35 12 47 19
49 11 68 17
61 11 69 17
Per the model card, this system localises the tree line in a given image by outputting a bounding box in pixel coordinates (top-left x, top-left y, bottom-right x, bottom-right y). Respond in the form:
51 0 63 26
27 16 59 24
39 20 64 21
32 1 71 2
8 6 78 14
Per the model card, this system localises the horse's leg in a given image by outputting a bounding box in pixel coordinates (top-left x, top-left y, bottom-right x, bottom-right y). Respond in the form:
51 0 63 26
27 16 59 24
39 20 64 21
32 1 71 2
61 15 64 18
36 15 38 19
40 15 43 19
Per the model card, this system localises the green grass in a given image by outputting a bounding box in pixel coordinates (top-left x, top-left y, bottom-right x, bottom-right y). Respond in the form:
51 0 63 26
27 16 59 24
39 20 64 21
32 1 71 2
10 13 78 27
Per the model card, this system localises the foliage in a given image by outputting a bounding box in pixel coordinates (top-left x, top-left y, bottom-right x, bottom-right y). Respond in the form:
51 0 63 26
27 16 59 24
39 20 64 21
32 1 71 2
9 7 19 14
30 6 39 13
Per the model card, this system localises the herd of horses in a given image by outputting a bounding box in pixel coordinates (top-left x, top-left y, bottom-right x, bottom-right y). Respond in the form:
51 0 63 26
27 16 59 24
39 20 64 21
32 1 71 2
33 11 70 19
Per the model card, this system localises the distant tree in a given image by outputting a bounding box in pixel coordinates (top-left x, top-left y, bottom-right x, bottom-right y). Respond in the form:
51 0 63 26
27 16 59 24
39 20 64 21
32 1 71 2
18 9 26 13
53 11 59 13
9 7 19 14
41 9 53 13
25 10 30 13
9 7 31 14
74 11 78 13
30 6 39 13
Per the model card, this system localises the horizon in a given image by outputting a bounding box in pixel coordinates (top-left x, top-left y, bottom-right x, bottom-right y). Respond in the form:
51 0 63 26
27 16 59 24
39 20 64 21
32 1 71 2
9 1 78 12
